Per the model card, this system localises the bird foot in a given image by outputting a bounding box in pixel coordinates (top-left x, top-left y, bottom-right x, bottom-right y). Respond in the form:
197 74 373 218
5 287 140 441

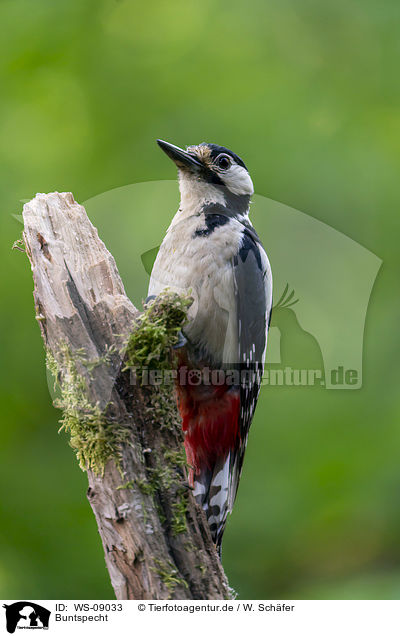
173 330 187 349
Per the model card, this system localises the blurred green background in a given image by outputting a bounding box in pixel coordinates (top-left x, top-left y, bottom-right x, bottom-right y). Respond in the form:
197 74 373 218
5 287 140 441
1 0 399 600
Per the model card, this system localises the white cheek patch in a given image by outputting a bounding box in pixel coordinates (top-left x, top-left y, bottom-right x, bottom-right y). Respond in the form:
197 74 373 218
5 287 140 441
221 164 254 196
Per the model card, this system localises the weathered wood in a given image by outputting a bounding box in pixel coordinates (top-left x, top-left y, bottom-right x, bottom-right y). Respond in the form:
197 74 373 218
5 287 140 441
22 192 230 600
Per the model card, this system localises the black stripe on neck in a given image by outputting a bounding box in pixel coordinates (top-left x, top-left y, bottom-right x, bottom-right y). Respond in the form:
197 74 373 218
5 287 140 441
200 196 250 219
193 213 229 237
222 189 251 216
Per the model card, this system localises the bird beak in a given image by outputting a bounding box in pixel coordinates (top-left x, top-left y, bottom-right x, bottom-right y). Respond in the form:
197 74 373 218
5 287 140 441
157 139 202 171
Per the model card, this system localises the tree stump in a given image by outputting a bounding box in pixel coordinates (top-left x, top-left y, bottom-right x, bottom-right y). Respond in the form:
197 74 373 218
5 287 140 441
22 192 230 600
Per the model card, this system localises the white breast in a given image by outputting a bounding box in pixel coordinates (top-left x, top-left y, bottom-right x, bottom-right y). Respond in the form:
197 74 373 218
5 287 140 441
149 212 243 365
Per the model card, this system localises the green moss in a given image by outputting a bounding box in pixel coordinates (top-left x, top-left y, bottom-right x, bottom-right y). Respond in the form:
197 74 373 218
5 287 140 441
155 503 167 526
116 291 193 535
163 447 190 535
117 445 189 537
79 344 117 373
123 289 192 378
151 385 180 432
123 290 192 436
116 480 135 490
135 477 157 496
135 454 183 495
46 343 130 475
171 493 189 535
196 563 207 576
163 447 187 467
151 558 189 597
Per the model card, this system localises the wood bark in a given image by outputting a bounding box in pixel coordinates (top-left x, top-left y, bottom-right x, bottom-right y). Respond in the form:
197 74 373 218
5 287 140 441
22 192 230 600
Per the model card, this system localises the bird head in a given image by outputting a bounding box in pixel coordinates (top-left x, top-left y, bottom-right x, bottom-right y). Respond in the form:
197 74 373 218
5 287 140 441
157 140 254 216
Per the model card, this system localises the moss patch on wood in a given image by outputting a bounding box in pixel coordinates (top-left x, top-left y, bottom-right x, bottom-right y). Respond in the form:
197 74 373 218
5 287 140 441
123 289 192 378
46 343 129 475
151 558 189 597
124 290 193 444
122 290 193 536
171 495 189 535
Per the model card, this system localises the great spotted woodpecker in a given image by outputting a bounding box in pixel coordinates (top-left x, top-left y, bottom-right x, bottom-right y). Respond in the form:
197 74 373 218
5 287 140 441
149 140 272 552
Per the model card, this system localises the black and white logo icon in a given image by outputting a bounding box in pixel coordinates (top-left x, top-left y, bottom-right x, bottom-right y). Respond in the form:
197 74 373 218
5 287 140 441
2 602 50 633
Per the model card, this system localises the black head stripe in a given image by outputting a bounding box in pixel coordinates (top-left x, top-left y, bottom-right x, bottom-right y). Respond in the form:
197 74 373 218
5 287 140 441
206 144 248 171
201 165 224 186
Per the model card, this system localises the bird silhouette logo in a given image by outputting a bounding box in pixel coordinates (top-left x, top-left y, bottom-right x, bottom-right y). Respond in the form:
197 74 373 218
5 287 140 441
268 283 324 378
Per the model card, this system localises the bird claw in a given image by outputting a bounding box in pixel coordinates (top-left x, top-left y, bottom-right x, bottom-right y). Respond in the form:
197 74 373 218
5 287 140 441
173 330 187 349
144 294 156 306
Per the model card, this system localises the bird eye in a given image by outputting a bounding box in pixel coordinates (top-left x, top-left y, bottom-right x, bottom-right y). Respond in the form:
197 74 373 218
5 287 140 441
216 154 231 170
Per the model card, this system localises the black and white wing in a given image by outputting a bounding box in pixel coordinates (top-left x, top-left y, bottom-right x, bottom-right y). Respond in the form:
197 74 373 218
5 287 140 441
228 225 272 510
